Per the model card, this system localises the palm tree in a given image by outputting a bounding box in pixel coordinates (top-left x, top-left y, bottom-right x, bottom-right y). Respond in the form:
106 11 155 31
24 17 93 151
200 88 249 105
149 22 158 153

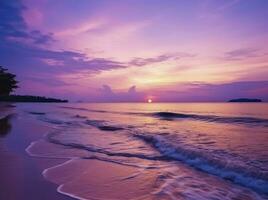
0 67 18 96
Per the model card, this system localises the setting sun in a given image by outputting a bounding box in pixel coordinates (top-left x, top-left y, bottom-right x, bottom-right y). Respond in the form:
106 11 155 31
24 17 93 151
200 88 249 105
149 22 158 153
147 99 152 103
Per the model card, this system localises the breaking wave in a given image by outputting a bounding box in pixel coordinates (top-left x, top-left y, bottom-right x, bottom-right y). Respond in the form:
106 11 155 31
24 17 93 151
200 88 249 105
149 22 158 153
133 133 268 194
85 119 125 131
27 107 268 195
42 114 268 194
59 106 268 127
154 112 268 126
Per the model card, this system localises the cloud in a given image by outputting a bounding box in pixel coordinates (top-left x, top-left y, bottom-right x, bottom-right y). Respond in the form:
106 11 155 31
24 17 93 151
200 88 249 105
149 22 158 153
128 52 195 67
55 20 106 37
199 0 241 21
0 39 126 75
100 85 113 94
41 58 65 66
0 0 54 45
191 81 268 101
95 85 144 102
1 0 194 87
1 0 198 96
152 81 268 102
223 48 261 60
128 85 136 94
25 76 71 87
2 0 194 79
0 0 129 80
215 0 241 12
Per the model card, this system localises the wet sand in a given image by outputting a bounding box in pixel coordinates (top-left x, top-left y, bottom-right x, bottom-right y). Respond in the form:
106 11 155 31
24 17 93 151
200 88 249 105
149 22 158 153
0 104 74 200
44 159 162 200
0 104 163 200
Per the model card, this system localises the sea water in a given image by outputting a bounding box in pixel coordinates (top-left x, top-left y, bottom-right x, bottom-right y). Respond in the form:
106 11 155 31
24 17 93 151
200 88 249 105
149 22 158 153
19 103 268 200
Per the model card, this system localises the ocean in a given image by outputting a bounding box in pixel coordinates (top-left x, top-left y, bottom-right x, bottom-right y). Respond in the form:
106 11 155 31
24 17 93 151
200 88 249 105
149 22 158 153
20 103 268 200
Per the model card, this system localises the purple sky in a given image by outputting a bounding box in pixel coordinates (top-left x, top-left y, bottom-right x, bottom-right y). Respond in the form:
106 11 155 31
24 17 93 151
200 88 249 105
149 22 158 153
1 0 268 102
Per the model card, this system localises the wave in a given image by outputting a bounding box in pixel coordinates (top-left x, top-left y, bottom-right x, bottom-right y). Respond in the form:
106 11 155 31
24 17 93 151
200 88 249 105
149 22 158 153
45 125 268 194
34 113 125 132
46 132 166 161
39 117 66 125
60 106 108 113
134 133 268 194
33 110 268 194
60 106 268 127
73 114 87 119
154 112 268 126
59 106 141 116
85 119 125 131
0 114 14 120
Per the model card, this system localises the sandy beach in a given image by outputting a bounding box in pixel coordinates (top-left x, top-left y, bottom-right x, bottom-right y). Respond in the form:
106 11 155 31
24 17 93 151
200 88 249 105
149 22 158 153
0 104 74 200
0 104 164 200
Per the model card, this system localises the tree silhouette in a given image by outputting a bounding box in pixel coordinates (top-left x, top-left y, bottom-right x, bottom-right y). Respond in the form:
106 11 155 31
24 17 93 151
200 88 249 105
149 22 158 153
0 67 18 96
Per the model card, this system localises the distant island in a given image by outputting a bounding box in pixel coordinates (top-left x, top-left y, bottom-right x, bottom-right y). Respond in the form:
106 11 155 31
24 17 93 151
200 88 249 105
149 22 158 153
1 66 68 103
228 98 262 102
0 95 68 103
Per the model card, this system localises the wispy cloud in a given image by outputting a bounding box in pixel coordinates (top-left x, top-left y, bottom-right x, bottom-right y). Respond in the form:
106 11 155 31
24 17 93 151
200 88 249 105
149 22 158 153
223 48 261 60
0 0 127 76
0 0 53 45
55 20 106 37
3 0 187 78
128 53 195 67
199 0 241 20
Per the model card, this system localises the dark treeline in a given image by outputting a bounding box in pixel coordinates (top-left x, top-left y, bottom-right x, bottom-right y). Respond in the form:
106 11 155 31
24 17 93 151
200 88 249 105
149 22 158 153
0 66 18 96
0 66 68 103
0 95 68 103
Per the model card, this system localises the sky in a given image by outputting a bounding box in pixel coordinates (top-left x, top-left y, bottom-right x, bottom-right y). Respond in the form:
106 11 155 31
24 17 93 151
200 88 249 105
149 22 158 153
0 0 268 102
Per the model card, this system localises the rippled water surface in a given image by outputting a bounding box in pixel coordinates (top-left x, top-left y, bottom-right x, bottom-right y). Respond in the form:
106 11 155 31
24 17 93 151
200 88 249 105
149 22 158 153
18 103 268 200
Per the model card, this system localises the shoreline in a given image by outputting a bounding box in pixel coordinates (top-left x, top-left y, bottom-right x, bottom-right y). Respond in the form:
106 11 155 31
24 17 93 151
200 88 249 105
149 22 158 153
0 104 160 200
0 104 74 200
